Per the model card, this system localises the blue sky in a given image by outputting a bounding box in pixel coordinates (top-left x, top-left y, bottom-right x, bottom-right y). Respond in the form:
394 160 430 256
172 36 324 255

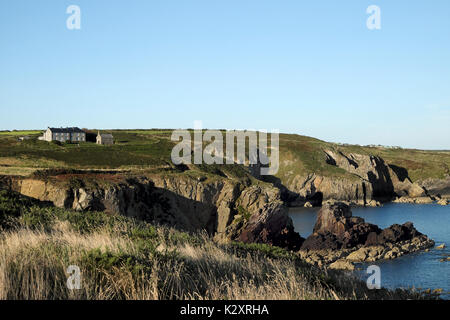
1 0 449 149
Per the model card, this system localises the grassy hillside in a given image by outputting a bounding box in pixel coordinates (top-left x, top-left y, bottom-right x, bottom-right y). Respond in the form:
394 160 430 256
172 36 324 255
0 129 449 183
0 189 432 300
0 130 174 173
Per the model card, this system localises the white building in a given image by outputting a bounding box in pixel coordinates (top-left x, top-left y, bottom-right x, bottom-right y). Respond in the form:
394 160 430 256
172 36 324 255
42 127 86 142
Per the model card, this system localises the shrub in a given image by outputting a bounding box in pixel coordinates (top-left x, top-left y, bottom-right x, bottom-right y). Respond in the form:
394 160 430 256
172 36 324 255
0 189 43 228
55 209 127 234
20 206 55 230
81 249 153 275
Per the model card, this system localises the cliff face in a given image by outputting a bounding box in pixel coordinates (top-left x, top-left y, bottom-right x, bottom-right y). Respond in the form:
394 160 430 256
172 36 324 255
283 150 428 206
10 174 303 249
419 176 450 199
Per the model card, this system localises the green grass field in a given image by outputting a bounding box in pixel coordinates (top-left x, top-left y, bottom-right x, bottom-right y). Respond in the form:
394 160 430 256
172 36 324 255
0 129 449 183
0 130 42 136
0 130 175 174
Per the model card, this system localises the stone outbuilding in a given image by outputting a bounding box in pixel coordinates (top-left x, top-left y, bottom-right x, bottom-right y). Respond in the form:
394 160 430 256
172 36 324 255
96 131 114 145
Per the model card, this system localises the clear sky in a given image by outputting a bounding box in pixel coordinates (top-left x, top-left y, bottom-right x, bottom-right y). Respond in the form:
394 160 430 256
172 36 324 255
1 0 449 149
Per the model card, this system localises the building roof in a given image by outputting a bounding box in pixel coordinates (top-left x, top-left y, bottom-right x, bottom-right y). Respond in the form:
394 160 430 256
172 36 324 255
48 127 85 133
98 133 114 139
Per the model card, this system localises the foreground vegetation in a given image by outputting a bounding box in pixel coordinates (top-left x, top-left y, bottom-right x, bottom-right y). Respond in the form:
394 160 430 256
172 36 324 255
0 189 433 300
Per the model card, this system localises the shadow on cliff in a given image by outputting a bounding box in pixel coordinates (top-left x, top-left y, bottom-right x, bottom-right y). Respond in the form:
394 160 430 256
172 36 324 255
256 157 418 206
65 179 220 235
141 185 219 234
388 164 410 182
259 175 323 207
367 157 395 202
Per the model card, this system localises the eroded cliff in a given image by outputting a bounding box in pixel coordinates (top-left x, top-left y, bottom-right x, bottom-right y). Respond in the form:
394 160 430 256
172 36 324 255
8 172 303 249
280 150 438 206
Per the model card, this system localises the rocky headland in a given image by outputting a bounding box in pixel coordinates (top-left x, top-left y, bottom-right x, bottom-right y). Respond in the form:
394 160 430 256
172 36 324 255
298 203 435 270
279 150 450 208
0 147 448 264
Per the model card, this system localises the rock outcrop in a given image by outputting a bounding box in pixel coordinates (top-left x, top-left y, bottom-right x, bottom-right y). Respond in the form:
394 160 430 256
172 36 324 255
392 196 434 204
301 203 382 250
419 176 450 199
223 185 304 250
284 150 431 206
299 202 435 269
286 173 368 206
9 173 303 249
328 259 355 271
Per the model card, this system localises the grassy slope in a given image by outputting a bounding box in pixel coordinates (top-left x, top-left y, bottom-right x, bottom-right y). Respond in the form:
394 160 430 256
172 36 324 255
0 189 432 300
0 130 449 184
0 130 174 171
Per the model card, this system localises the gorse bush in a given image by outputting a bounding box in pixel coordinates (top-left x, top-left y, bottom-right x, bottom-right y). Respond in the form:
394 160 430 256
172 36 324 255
20 206 55 231
54 209 128 234
81 249 154 276
0 189 45 228
230 242 295 260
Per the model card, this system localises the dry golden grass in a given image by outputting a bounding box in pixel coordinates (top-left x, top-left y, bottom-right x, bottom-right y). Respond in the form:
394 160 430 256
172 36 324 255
0 167 38 176
0 156 70 176
0 221 332 300
0 221 135 299
0 214 429 300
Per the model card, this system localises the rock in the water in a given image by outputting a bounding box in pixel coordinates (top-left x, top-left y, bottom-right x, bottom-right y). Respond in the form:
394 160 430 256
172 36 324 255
366 200 381 207
302 202 381 250
436 243 446 249
346 247 370 262
300 202 434 265
414 197 434 204
384 250 398 260
365 222 422 246
393 196 434 204
329 259 354 271
301 232 342 250
346 246 386 262
313 202 352 235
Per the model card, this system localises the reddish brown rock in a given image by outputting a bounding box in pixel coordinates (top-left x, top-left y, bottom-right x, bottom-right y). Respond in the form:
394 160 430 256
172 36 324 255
365 222 423 246
302 202 430 252
236 201 305 250
313 202 353 235
302 202 381 250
